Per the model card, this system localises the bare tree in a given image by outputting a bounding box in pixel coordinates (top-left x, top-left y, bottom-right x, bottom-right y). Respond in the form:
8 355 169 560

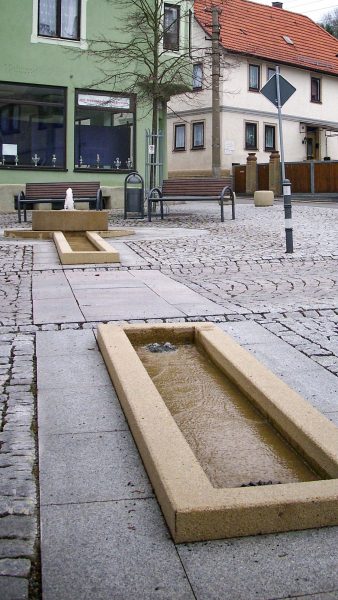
319 8 338 38
86 0 193 138
84 0 237 183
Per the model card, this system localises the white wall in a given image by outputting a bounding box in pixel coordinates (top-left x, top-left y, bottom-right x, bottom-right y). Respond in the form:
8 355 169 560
168 20 338 173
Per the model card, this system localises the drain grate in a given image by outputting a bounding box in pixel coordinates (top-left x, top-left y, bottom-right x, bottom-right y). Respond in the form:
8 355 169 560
146 342 177 353
240 480 282 487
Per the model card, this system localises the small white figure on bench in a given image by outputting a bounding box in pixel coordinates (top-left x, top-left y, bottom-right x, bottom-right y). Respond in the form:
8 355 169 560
64 187 75 210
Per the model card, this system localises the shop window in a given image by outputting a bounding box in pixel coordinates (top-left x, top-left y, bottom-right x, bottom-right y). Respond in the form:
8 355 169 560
74 91 135 171
193 64 203 90
174 124 186 150
192 122 204 149
38 0 80 40
163 4 180 51
264 125 276 151
249 64 260 91
245 122 258 150
0 82 66 169
311 77 321 103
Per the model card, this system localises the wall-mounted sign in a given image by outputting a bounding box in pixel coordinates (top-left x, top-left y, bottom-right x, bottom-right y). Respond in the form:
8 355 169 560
2 144 17 156
148 144 155 155
224 141 235 155
78 93 130 110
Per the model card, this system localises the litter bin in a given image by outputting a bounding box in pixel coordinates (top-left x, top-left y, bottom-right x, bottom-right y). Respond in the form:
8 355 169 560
124 172 144 219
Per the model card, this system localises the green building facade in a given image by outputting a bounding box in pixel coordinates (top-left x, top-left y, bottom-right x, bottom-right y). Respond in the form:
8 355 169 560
0 0 191 211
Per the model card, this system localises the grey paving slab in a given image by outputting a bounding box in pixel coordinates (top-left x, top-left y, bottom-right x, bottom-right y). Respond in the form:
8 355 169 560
38 385 127 434
109 240 150 266
177 526 338 600
79 286 185 320
32 270 71 295
39 430 153 505
36 328 96 357
218 322 338 413
40 499 194 600
0 576 28 600
218 320 281 344
33 298 84 324
65 270 142 289
33 271 84 323
131 270 226 314
37 352 111 389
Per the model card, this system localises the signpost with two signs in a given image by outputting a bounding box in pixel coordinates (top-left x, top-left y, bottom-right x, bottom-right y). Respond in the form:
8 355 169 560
261 68 296 253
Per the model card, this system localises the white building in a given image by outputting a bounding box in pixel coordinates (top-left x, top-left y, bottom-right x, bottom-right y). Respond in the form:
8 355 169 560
168 0 338 177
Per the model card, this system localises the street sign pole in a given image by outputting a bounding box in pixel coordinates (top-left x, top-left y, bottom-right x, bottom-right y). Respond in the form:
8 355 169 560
276 67 293 253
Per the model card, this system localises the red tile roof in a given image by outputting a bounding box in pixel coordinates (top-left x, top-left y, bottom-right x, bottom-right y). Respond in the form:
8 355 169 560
194 0 338 76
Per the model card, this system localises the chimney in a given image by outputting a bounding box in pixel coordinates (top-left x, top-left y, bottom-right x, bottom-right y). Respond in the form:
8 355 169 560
272 2 283 7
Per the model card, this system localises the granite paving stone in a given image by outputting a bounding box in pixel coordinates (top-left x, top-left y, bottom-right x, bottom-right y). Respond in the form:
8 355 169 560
40 499 194 600
2 203 338 598
39 429 153 505
177 527 338 600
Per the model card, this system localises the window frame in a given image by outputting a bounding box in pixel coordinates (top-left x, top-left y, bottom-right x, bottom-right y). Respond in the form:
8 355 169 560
264 124 276 152
192 63 203 91
245 121 258 150
74 89 136 173
174 123 186 151
267 66 276 81
310 76 321 103
163 3 180 51
38 0 81 41
191 121 205 150
0 80 67 170
248 64 260 92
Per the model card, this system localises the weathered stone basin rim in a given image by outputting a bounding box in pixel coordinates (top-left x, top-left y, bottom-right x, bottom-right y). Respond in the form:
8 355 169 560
97 322 338 543
53 231 120 265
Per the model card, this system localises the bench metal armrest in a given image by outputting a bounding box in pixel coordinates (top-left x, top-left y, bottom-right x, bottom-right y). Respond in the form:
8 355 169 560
96 188 103 210
220 186 235 220
148 187 163 222
148 187 163 200
17 190 26 223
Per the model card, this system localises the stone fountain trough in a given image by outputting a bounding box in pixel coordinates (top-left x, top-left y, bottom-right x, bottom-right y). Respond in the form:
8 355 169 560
4 210 135 264
97 322 338 543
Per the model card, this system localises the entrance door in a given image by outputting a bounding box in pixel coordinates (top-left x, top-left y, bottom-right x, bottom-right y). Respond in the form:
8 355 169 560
306 127 319 160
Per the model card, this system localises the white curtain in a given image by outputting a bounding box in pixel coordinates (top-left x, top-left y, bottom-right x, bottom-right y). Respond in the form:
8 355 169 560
39 0 57 36
61 0 79 39
175 125 185 149
193 123 204 147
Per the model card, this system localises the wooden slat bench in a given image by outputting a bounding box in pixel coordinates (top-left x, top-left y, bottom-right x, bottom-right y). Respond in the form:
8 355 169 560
147 177 235 222
17 182 103 223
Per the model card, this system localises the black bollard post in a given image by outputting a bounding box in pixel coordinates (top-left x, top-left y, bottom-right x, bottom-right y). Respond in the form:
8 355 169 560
283 178 293 253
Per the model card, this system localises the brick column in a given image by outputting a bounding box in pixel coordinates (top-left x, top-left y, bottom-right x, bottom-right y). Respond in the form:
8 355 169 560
246 153 257 194
269 151 282 196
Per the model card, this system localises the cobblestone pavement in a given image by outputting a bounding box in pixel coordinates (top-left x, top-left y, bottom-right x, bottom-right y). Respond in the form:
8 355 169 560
1 200 338 598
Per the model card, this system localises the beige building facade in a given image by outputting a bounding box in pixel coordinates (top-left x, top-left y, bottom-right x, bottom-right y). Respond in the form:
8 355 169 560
168 4 338 177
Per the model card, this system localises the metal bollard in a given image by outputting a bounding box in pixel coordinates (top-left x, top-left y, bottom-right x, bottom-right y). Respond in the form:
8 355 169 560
283 178 293 253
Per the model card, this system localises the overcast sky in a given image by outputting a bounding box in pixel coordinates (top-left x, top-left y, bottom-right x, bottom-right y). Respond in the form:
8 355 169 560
252 0 337 22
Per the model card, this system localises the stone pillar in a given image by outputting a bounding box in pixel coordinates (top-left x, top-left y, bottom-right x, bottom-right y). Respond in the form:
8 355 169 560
269 151 282 196
246 153 257 194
